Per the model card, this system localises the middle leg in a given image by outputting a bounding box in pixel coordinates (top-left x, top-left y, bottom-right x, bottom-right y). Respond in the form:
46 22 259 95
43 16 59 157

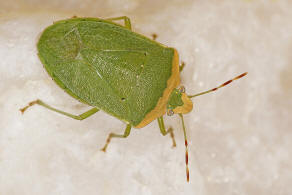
101 124 132 152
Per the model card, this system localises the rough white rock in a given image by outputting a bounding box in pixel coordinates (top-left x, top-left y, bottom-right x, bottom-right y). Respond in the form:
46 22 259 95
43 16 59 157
0 1 291 195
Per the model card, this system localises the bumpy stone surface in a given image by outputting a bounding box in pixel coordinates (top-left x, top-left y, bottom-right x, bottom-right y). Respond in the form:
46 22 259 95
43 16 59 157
0 1 291 195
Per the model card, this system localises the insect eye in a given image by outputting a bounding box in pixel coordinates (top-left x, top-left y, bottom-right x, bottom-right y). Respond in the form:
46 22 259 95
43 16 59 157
178 86 185 93
167 109 174 116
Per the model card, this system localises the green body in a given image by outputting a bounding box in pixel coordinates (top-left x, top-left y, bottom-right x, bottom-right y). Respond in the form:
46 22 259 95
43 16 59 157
37 18 176 126
21 16 246 182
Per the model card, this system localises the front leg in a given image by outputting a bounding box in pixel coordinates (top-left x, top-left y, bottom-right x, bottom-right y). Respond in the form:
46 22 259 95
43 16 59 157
179 62 185 72
157 116 176 147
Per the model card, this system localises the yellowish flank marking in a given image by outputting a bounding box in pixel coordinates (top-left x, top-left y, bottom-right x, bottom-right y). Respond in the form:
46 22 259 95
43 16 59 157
135 49 180 128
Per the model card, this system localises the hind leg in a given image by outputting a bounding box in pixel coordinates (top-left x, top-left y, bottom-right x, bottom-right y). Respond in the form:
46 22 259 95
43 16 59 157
20 99 99 120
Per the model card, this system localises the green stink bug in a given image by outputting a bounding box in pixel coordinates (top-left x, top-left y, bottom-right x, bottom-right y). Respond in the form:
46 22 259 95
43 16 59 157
20 16 247 182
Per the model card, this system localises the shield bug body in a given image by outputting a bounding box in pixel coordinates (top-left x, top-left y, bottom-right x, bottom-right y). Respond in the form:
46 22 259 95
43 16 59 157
20 16 247 182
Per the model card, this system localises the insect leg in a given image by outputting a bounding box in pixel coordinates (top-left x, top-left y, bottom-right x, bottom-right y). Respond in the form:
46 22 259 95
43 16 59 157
19 99 99 120
101 124 132 152
179 62 185 72
157 116 176 147
105 16 132 30
151 33 158 40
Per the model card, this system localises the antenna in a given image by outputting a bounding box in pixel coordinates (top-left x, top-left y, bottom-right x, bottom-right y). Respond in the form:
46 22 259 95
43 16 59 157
179 114 189 182
188 72 248 98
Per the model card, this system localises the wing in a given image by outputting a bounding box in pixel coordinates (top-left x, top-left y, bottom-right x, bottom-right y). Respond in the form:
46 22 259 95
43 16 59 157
37 18 175 126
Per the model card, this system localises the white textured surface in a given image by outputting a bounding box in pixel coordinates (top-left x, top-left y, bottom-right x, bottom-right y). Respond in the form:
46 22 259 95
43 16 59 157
0 1 292 195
